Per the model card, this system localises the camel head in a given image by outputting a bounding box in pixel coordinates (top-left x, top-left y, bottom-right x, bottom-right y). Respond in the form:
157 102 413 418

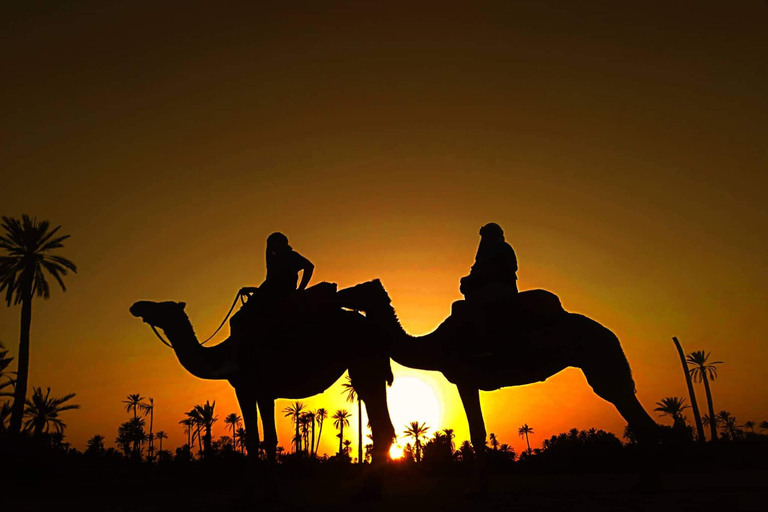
130 300 187 331
337 279 392 312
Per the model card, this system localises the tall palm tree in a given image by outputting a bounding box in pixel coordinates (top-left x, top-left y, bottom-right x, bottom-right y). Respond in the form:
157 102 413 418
672 337 705 442
332 409 351 456
225 413 242 445
154 430 168 453
654 396 690 429
22 386 79 439
179 417 195 448
342 375 364 464
283 401 305 453
300 412 313 455
314 408 328 457
140 397 155 459
192 400 217 458
185 408 204 456
687 350 722 442
0 215 77 434
403 421 430 462
518 423 534 454
123 394 146 419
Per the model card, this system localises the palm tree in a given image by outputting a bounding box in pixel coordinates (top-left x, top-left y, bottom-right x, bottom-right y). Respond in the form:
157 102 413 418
743 420 755 434
489 432 499 451
192 400 217 458
85 434 105 456
442 428 455 453
283 401 305 453
225 413 242 446
155 430 168 453
179 417 195 448
760 421 768 432
672 337 705 442
403 421 430 462
687 350 722 442
716 410 739 440
0 340 14 399
123 394 146 419
0 215 77 434
185 408 204 456
235 427 247 455
22 386 79 439
300 412 313 455
342 375 364 464
314 408 328 457
140 397 155 459
654 396 690 429
332 409 351 456
518 423 534 454
119 416 147 459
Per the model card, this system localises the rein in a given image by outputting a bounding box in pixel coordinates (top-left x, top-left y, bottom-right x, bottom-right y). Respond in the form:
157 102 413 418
149 292 246 349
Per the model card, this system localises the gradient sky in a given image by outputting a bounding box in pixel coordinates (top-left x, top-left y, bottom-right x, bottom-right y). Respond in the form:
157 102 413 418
1 2 766 457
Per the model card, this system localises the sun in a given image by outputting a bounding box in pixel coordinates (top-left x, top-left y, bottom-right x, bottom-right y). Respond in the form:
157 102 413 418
386 375 444 442
389 444 404 459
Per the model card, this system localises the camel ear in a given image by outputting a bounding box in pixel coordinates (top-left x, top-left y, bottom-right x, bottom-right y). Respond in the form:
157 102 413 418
179 302 186 310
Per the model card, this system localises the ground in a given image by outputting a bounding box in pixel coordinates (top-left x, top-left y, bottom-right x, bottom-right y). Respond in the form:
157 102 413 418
7 467 767 512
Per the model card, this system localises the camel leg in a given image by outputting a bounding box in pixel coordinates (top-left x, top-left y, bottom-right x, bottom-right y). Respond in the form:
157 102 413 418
256 397 280 500
582 366 663 491
348 363 396 501
457 384 489 498
257 397 278 463
235 387 260 464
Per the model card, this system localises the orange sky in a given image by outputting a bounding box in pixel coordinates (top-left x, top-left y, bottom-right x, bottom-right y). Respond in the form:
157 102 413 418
1 2 767 457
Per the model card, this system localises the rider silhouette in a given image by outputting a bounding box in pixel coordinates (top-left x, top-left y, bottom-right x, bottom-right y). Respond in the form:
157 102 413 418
211 232 315 378
240 232 315 303
460 222 518 299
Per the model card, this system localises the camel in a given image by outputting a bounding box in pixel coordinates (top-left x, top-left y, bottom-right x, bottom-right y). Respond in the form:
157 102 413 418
129 283 396 499
337 279 661 493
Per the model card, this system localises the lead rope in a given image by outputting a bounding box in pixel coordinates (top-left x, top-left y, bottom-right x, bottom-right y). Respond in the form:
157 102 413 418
150 291 247 349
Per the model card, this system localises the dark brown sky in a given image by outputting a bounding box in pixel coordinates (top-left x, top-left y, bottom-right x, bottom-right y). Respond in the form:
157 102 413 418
1 1 766 455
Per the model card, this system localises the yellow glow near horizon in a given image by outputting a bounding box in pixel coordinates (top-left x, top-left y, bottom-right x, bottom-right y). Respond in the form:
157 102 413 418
387 375 444 443
389 444 404 459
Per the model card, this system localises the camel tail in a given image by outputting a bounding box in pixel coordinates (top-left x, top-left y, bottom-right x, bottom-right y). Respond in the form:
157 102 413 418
572 314 637 398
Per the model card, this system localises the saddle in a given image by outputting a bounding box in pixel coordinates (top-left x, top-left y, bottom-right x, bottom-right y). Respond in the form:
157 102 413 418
449 289 565 358
230 281 339 332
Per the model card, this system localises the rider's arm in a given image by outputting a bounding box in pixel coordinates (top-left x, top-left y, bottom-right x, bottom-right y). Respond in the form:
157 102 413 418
296 254 314 291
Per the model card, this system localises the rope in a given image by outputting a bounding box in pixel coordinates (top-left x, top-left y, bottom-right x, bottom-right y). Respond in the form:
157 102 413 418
150 291 245 349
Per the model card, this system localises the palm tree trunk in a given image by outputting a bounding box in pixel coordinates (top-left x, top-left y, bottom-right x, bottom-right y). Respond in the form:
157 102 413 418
9 283 33 435
338 425 344 455
357 398 363 464
311 416 315 457
315 421 324 457
672 337 705 442
525 432 531 453
702 374 717 442
148 409 154 459
295 417 300 453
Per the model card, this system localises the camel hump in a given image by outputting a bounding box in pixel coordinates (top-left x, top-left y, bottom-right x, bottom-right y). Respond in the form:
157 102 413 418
516 289 564 315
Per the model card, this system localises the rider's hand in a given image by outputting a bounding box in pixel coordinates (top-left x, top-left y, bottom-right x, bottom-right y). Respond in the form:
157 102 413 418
239 287 252 296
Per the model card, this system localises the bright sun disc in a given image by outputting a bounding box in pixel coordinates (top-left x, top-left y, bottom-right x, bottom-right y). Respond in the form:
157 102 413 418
389 445 404 459
387 375 444 440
